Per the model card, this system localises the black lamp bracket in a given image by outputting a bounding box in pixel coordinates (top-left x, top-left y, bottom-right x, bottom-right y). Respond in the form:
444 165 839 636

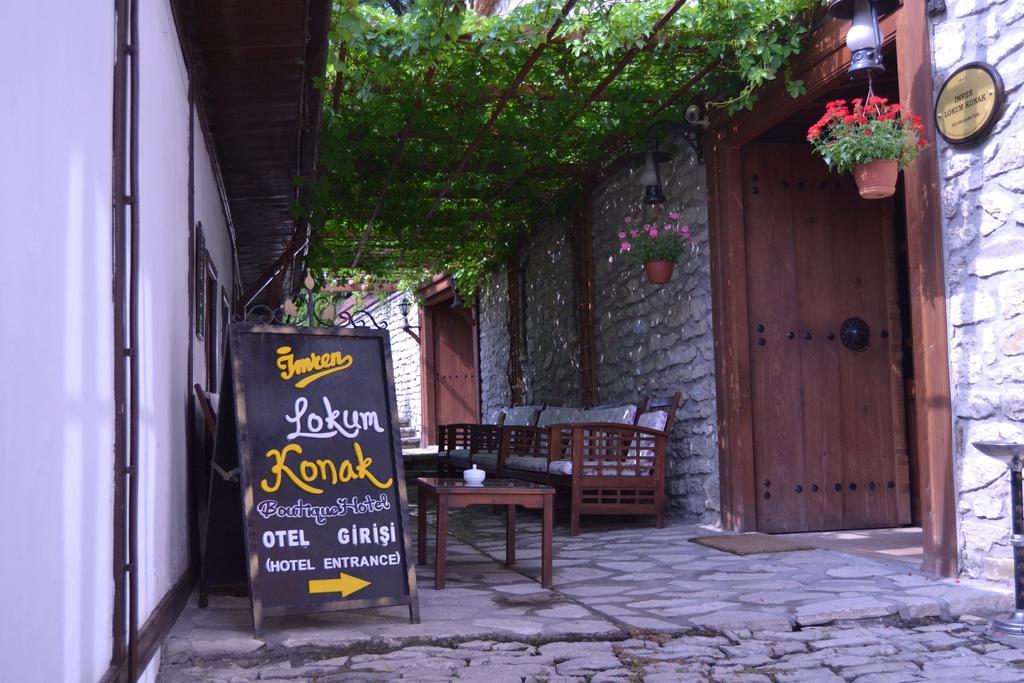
645 119 704 165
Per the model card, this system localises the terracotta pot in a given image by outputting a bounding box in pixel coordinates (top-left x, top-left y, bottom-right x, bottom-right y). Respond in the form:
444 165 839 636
853 159 899 199
644 259 674 285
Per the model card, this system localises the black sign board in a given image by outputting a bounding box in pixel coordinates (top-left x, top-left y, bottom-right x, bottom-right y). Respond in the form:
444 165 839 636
202 324 419 633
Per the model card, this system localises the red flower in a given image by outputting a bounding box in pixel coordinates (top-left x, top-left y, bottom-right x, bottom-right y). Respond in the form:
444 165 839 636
808 125 822 139
863 129 874 135
856 115 868 124
844 114 856 123
918 137 928 146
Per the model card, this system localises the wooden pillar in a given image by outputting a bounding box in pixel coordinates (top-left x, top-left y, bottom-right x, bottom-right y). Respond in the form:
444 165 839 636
507 259 524 405
573 186 599 407
708 130 757 532
896 0 957 577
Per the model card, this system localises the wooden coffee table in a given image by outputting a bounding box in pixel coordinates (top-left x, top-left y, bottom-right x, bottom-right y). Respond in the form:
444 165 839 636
416 477 555 589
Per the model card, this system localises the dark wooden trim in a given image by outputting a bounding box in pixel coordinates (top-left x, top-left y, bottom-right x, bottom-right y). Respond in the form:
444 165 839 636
110 0 130 667
186 85 199 575
473 300 483 423
573 187 599 407
709 3 956 575
708 137 757 531
896 0 957 577
99 570 196 683
419 273 454 305
419 301 438 445
507 260 524 405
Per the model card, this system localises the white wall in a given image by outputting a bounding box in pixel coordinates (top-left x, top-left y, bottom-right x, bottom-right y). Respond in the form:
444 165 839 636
137 3 192 652
193 108 236 390
347 293 423 439
0 2 116 681
137 2 236 679
0 1 237 679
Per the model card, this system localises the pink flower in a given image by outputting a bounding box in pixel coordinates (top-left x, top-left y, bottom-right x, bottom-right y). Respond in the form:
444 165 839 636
643 224 651 230
669 210 681 220
620 242 631 251
624 217 632 223
682 225 691 238
650 227 658 237
618 232 626 239
629 229 638 237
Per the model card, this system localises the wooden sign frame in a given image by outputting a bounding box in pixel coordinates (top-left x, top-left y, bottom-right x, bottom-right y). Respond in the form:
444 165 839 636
216 323 419 634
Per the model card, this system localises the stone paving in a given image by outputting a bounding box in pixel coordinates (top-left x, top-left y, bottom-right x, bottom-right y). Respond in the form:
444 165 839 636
448 510 1011 632
159 507 1018 682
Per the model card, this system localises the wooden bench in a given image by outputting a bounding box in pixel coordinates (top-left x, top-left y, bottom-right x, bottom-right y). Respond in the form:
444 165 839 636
437 394 680 534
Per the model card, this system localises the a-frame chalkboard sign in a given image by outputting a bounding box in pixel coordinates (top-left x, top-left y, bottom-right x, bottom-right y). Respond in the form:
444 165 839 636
200 323 419 634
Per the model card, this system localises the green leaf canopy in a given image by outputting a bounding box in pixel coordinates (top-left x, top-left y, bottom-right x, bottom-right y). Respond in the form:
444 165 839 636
306 0 816 293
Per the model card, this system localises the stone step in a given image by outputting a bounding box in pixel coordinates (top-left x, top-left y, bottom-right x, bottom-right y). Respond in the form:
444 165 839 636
401 436 421 447
400 426 417 438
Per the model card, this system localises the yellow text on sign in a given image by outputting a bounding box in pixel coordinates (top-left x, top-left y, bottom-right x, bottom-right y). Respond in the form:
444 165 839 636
260 442 394 495
276 346 354 388
308 573 371 597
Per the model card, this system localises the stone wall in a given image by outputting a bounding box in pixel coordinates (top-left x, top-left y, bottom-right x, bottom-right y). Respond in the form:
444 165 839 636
476 139 720 520
479 270 512 422
520 219 582 405
932 0 1024 579
348 293 423 439
591 149 718 520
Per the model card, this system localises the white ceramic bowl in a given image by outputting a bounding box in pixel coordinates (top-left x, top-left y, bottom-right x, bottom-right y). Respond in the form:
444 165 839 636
463 465 485 486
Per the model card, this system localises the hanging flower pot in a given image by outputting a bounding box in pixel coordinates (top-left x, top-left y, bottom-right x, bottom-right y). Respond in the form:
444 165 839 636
853 158 899 199
644 259 674 284
807 96 928 200
618 211 693 286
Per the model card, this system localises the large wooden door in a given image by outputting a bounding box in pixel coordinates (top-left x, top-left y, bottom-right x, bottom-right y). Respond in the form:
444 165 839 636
430 306 479 428
743 143 910 533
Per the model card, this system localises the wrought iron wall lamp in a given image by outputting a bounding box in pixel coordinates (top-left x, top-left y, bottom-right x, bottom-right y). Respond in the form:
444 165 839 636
828 0 900 78
448 277 466 309
399 295 421 344
639 111 707 206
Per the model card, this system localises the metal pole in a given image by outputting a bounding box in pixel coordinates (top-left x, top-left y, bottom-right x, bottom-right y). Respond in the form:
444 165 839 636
993 453 1024 634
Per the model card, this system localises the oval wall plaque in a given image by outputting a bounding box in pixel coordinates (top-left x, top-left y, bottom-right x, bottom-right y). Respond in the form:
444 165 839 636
935 62 1004 145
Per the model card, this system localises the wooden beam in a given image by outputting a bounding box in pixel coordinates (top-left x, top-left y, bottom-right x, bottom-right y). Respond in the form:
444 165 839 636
573 186 599 407
895 0 957 578
708 134 757 531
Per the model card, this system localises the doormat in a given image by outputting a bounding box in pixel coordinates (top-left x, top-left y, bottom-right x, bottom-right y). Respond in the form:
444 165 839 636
688 533 816 556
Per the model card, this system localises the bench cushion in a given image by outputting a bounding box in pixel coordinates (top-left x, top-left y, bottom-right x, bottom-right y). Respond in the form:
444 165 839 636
472 451 499 471
503 405 542 426
448 448 472 465
638 410 669 431
537 406 582 427
505 455 549 473
548 459 646 477
579 404 637 424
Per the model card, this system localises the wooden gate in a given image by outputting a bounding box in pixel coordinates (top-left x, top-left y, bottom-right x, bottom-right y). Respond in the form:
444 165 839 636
428 305 479 433
742 143 911 533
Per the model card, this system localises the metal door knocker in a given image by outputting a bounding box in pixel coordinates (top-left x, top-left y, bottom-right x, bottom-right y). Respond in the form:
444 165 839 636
840 317 870 352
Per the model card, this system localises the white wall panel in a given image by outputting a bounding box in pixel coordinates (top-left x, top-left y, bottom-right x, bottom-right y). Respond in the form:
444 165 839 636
0 2 115 680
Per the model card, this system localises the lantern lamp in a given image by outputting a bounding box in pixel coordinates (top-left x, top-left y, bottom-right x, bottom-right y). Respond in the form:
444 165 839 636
828 0 900 78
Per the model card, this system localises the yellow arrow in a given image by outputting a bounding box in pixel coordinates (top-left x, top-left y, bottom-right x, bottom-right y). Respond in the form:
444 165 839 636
307 573 371 597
